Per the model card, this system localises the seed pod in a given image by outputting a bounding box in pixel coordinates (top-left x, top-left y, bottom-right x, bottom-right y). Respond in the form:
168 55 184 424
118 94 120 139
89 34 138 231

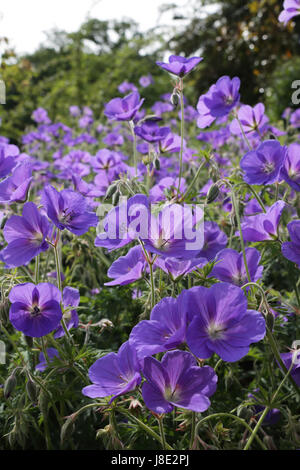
142 155 151 166
4 372 17 399
105 184 118 200
206 183 220 204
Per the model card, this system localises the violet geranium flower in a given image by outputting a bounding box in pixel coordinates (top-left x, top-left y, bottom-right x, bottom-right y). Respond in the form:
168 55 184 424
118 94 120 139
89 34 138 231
129 296 187 360
280 349 300 386
82 341 141 402
53 287 80 339
36 348 60 372
42 185 98 236
104 92 144 122
134 120 170 143
9 283 62 337
196 76 241 128
241 201 286 242
0 202 51 268
104 246 146 286
210 248 263 287
230 103 269 137
280 143 300 191
240 140 287 185
185 283 266 362
281 220 300 268
0 163 32 204
142 350 217 414
279 0 300 25
156 55 203 78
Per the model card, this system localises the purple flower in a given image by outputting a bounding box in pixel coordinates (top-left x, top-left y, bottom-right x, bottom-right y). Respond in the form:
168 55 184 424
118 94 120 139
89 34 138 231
196 221 228 261
279 0 300 25
230 104 269 137
139 74 153 87
197 76 241 128
102 132 124 147
156 55 203 77
143 204 204 260
0 163 32 204
241 201 286 242
36 348 60 372
9 283 62 337
118 81 138 94
280 143 300 191
82 341 141 401
281 220 300 268
134 120 170 143
104 246 146 286
69 105 81 117
104 92 144 121
280 349 300 386
41 185 98 235
155 257 207 281
54 287 80 339
0 145 17 178
185 283 266 362
142 350 217 413
159 132 184 153
210 248 263 286
0 202 51 267
149 176 186 203
240 140 287 185
290 109 300 128
95 194 150 251
31 107 51 124
129 296 187 359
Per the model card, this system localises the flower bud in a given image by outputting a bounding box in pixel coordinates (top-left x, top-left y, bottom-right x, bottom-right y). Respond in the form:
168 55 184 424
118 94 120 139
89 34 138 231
4 372 17 399
170 92 180 108
154 157 160 170
61 416 75 444
26 378 38 402
266 310 275 331
105 184 118 200
112 191 120 206
206 183 220 204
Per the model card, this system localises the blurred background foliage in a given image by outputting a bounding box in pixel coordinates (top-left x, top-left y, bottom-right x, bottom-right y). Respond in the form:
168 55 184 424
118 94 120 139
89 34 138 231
0 0 300 142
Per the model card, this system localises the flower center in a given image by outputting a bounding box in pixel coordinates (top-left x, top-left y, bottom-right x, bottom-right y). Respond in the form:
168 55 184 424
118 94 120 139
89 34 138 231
164 385 181 402
263 162 275 174
207 322 226 340
30 305 41 317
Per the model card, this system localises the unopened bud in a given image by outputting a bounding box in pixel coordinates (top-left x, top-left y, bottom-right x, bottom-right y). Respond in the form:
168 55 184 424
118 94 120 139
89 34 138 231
206 183 220 204
266 310 275 331
26 378 38 402
112 191 120 206
4 373 17 399
154 158 160 170
61 415 76 444
170 92 180 108
105 184 118 200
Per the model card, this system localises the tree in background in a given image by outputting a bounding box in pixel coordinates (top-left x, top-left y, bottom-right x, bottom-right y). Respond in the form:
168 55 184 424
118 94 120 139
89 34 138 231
166 0 300 115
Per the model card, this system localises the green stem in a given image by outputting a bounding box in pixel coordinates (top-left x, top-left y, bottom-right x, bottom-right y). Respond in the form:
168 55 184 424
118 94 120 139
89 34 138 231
157 416 167 450
235 113 252 150
189 411 196 449
35 255 40 284
243 360 294 450
246 184 267 213
195 413 267 450
177 80 185 196
180 159 206 202
231 189 251 283
117 407 173 450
